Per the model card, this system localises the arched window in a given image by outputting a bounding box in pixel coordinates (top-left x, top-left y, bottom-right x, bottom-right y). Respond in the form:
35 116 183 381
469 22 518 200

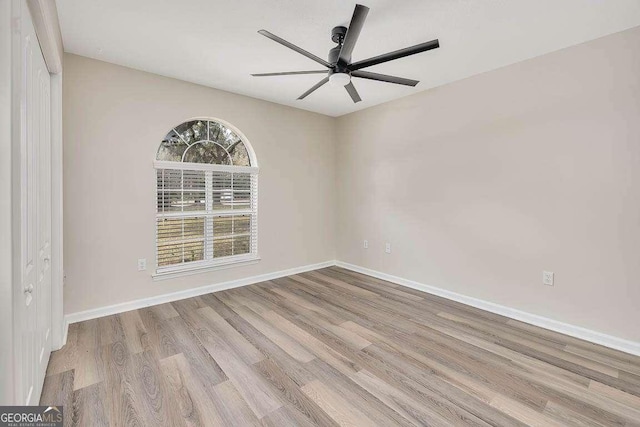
154 119 259 276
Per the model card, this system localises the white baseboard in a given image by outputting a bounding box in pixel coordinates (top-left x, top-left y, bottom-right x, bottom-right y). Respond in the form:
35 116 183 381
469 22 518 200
335 261 640 357
60 318 69 348
64 260 335 326
62 258 640 357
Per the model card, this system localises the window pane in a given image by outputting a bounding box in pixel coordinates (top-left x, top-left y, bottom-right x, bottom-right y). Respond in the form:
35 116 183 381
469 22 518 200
212 215 250 236
158 190 183 212
183 142 231 165
208 121 238 148
212 235 251 258
232 192 250 210
233 173 251 191
213 216 233 236
157 130 188 161
157 217 205 266
233 235 251 255
212 235 250 258
234 216 251 234
213 236 233 258
229 141 251 166
175 120 208 145
212 172 232 189
160 170 183 189
182 240 205 263
183 170 206 189
182 191 206 211
157 217 205 242
211 172 232 210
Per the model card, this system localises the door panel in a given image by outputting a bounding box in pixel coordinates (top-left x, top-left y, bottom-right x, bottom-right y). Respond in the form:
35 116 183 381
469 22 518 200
15 0 52 405
36 58 52 385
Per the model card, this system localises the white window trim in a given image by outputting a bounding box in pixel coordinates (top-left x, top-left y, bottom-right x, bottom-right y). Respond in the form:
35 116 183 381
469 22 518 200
152 254 261 281
154 160 259 174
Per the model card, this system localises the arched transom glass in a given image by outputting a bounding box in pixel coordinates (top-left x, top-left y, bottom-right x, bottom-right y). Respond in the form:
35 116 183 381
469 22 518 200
157 119 252 167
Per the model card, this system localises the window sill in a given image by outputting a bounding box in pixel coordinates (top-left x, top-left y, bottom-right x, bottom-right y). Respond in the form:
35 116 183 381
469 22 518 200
152 255 261 281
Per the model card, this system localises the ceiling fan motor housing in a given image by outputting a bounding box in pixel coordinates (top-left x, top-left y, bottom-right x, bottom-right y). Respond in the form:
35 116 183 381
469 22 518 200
331 26 347 44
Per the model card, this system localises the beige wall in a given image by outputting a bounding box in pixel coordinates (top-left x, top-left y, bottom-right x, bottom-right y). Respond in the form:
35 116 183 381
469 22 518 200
336 27 640 342
63 53 336 314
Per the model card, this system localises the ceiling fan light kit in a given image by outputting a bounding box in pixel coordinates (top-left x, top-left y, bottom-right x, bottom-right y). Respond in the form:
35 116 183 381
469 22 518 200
329 72 351 86
252 4 440 103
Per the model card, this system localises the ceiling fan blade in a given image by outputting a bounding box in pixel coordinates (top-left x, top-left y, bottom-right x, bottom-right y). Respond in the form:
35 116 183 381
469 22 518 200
344 81 362 103
251 70 327 77
297 76 330 100
338 4 369 66
258 30 332 68
349 39 439 71
351 70 419 87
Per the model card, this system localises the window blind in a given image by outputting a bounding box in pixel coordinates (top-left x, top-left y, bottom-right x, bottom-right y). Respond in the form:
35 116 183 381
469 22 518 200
155 166 258 273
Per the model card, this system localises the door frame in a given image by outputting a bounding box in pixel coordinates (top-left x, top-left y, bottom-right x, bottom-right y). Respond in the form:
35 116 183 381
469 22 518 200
9 0 65 405
7 0 64 404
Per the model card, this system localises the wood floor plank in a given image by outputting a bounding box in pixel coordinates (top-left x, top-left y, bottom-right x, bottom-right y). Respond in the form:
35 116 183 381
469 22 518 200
149 302 180 320
566 345 640 376
588 381 640 414
46 343 78 378
490 394 563 427
163 316 228 386
358 344 521 426
40 369 74 427
253 358 340 427
260 405 317 427
261 310 360 377
97 314 126 347
100 340 147 427
232 304 316 363
220 305 318 387
46 324 79 378
439 311 620 377
305 270 380 298
160 353 225 426
301 379 379 427
542 400 607 427
43 266 640 427
213 380 261 426
72 345 104 390
182 307 283 419
415 322 636 425
196 305 264 365
119 309 150 354
138 306 181 359
349 369 453 427
72 382 111 427
208 344 283 419
75 318 99 349
130 350 186 427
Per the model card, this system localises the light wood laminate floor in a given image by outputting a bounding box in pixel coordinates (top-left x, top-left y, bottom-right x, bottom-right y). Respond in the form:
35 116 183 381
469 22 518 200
42 267 640 426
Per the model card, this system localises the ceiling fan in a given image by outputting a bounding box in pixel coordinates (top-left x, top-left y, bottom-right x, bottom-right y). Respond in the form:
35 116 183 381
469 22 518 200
251 4 439 103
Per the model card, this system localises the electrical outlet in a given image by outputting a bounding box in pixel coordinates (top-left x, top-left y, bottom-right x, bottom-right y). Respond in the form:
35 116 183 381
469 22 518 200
385 242 391 254
543 271 554 286
138 258 147 271
363 240 368 249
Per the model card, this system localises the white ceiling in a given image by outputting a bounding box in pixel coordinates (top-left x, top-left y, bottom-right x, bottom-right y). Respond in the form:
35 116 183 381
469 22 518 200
56 0 640 117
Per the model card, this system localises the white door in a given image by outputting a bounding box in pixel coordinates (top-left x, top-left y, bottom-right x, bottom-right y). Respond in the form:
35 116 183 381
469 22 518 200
15 0 53 405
